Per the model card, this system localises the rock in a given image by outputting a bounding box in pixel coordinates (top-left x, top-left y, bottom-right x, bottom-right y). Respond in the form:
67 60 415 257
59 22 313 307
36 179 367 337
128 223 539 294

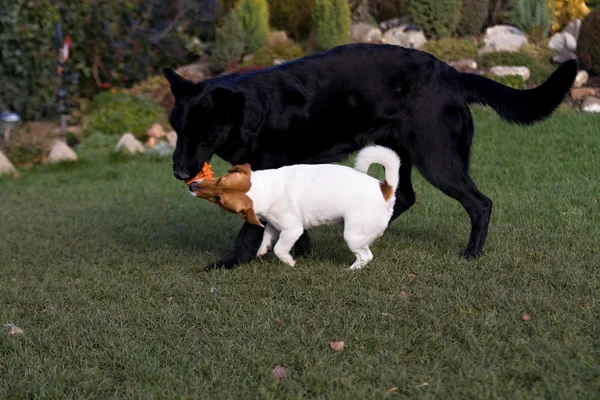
145 141 174 157
147 123 165 138
552 50 578 64
448 59 478 72
570 87 597 101
581 96 600 112
273 59 285 66
350 23 382 43
478 25 528 54
47 140 78 164
574 70 589 88
242 54 254 63
563 19 581 41
166 131 177 148
489 66 531 81
268 31 289 47
115 133 144 154
548 32 577 52
382 26 428 49
145 137 157 148
379 17 409 31
0 150 17 176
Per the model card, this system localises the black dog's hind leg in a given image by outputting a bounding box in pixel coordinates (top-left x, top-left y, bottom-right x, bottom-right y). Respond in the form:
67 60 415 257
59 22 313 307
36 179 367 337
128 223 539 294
411 138 492 259
206 223 312 270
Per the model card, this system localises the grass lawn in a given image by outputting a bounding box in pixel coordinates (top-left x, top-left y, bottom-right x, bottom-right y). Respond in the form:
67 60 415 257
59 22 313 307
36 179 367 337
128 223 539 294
1 108 599 398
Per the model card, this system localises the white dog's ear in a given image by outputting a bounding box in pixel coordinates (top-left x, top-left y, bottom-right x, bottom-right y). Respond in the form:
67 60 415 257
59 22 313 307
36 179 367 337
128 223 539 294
239 207 264 228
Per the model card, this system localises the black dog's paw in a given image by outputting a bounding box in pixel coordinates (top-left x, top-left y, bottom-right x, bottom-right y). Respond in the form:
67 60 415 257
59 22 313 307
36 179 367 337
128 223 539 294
459 248 483 260
203 256 239 271
294 232 312 258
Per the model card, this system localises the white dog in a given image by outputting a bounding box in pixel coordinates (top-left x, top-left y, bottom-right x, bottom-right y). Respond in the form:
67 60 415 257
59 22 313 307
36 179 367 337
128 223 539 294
189 145 400 270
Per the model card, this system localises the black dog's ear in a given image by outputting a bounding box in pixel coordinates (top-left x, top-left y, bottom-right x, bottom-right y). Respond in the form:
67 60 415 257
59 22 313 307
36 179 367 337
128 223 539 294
162 68 196 98
210 87 246 121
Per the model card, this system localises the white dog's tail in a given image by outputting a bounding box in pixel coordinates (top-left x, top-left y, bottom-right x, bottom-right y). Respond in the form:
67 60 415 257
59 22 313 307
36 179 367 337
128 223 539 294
354 145 401 197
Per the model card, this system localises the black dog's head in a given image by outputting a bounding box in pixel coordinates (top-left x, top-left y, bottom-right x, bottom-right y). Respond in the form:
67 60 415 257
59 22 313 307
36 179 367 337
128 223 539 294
162 68 247 181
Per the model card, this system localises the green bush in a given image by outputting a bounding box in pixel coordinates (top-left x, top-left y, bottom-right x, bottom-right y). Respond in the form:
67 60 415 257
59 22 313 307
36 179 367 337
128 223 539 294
476 47 555 86
513 0 552 42
483 73 525 89
422 38 479 61
577 9 600 76
236 0 270 53
313 0 351 51
211 11 246 70
457 0 489 35
407 0 462 39
269 0 315 40
254 41 306 65
0 1 60 121
82 92 166 140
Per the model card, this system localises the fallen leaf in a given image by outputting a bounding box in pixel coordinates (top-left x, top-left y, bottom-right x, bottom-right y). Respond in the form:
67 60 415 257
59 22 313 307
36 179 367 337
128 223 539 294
4 324 24 335
416 382 429 388
408 272 419 278
330 341 344 352
521 313 531 322
166 297 173 304
387 387 398 393
399 290 407 298
274 317 282 326
272 364 289 382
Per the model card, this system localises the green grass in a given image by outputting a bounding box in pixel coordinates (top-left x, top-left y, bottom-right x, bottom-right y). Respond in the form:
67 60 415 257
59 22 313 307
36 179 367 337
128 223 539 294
1 108 599 398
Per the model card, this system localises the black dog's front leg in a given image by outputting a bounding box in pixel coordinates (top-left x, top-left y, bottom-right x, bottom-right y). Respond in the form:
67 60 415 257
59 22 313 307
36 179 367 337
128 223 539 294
205 223 312 270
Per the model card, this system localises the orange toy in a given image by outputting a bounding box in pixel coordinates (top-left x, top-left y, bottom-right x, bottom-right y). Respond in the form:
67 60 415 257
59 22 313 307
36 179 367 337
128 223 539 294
185 163 214 185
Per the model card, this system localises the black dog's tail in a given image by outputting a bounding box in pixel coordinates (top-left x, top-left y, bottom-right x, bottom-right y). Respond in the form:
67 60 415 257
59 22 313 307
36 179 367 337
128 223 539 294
457 60 577 125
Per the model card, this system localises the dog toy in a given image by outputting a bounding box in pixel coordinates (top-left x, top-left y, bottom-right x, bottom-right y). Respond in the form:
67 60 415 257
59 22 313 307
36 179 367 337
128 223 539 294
185 162 214 185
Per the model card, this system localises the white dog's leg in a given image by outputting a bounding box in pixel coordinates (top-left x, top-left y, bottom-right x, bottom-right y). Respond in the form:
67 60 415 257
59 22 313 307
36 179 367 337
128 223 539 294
257 223 278 258
273 227 304 267
348 246 373 270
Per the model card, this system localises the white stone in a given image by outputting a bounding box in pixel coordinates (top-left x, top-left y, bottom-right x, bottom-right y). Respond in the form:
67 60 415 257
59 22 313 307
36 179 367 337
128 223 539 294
574 70 589 88
489 66 531 81
145 141 174 157
350 23 383 43
115 133 144 154
47 140 78 164
581 96 600 113
0 149 17 176
549 32 577 52
166 131 177 148
448 59 478 71
563 19 581 40
479 25 528 54
382 26 427 49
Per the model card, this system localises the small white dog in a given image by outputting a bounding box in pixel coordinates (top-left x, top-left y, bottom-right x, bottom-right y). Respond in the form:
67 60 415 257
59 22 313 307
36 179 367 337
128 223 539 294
189 145 400 270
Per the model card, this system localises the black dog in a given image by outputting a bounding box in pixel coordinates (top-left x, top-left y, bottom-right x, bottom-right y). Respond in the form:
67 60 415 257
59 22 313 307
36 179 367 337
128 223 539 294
163 43 577 270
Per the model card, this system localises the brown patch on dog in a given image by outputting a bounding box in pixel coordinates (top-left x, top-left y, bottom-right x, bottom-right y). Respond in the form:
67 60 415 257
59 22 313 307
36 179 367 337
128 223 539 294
189 163 263 227
380 181 393 201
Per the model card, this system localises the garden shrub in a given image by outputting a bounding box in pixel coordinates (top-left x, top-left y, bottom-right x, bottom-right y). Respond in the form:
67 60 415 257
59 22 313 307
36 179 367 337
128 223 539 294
422 37 479 61
407 0 462 39
313 0 351 51
551 0 589 32
0 0 60 121
513 0 553 42
577 9 600 76
254 41 305 65
457 0 490 35
269 0 315 40
236 0 270 53
476 47 555 86
82 92 166 140
211 11 246 70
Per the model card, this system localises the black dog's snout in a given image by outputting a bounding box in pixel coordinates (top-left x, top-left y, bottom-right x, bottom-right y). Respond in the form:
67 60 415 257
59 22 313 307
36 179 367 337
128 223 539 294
174 170 191 181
